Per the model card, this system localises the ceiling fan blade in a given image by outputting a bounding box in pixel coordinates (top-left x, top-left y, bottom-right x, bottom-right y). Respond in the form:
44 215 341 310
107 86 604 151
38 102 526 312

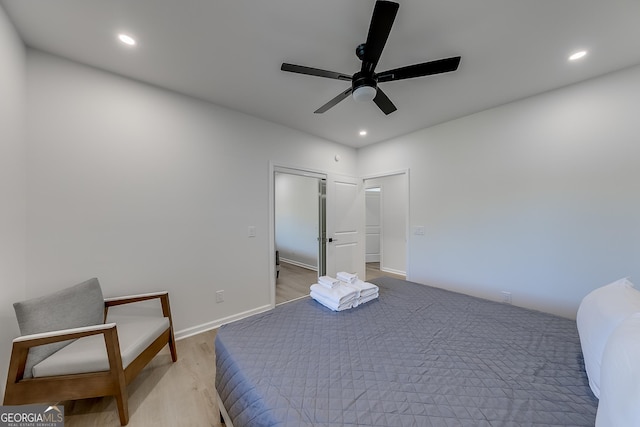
314 87 353 114
361 1 399 74
281 63 352 81
377 56 461 83
373 87 397 115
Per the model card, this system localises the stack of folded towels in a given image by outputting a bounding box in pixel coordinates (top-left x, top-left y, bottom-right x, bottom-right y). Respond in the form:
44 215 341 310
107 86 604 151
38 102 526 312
309 272 379 311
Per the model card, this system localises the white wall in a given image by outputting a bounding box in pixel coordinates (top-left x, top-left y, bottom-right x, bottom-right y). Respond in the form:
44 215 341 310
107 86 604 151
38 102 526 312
358 64 640 318
275 173 318 269
365 174 407 275
0 5 26 398
24 50 356 336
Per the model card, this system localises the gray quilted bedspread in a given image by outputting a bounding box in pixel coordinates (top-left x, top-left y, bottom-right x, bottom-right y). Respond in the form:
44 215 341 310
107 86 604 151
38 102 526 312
215 277 597 426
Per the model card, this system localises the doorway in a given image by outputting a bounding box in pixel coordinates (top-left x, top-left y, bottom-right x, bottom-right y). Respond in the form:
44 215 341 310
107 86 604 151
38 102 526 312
273 167 327 304
270 165 366 306
363 171 408 278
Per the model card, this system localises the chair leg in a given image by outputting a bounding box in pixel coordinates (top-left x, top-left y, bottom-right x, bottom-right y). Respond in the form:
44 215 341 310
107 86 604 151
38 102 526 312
160 294 178 363
104 327 130 425
169 331 178 363
115 388 129 426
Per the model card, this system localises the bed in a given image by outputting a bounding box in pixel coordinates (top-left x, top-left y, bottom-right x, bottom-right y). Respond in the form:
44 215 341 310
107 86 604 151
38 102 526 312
215 277 598 426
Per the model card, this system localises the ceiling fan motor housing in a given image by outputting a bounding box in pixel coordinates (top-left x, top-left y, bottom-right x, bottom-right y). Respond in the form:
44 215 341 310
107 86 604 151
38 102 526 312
356 43 367 61
352 72 377 102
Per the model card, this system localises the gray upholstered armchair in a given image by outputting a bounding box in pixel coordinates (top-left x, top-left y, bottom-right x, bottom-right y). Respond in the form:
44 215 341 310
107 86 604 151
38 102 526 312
3 278 177 425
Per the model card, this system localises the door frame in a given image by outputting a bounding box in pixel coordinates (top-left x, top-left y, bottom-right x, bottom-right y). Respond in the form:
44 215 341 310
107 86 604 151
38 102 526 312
362 169 410 278
365 186 382 263
269 162 327 308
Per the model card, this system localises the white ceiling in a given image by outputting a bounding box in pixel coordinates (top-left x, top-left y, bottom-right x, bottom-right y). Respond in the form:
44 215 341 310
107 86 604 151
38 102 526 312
3 0 640 148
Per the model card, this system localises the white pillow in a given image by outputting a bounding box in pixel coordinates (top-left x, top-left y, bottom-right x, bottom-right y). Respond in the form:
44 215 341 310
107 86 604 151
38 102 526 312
596 312 640 426
576 277 640 398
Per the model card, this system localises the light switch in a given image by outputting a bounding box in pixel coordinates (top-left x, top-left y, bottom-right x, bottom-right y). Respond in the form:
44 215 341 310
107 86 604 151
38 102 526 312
248 226 256 237
413 226 425 236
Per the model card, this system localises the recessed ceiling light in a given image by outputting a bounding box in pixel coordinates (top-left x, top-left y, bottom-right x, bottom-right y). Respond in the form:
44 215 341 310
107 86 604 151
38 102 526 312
118 34 136 46
359 130 367 136
568 50 587 61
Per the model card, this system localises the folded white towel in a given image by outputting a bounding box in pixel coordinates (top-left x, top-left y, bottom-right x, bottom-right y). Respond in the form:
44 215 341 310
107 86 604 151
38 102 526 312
310 292 353 311
310 283 357 306
343 279 379 298
358 292 379 305
337 271 358 283
318 276 340 289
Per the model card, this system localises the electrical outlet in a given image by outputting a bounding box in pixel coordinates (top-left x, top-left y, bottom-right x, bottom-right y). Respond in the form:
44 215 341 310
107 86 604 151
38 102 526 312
248 226 256 237
501 291 512 304
216 290 224 303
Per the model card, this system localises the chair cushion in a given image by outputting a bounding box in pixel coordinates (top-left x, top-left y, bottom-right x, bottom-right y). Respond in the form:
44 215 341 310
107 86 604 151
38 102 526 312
32 314 170 378
13 278 105 378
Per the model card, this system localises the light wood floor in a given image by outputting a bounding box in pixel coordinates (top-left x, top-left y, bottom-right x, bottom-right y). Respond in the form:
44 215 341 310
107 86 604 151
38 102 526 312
275 262 317 304
276 261 405 305
366 262 405 281
61 263 404 425
62 329 222 427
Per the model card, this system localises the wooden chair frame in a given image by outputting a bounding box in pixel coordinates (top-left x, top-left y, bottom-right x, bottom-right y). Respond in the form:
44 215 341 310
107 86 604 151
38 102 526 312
3 292 177 426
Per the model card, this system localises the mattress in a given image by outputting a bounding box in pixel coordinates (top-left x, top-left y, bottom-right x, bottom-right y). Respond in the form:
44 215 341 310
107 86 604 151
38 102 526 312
215 277 597 426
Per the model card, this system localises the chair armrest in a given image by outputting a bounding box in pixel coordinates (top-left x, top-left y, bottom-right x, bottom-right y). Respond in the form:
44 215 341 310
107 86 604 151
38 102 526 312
6 323 123 384
103 291 174 331
13 323 117 348
104 291 168 307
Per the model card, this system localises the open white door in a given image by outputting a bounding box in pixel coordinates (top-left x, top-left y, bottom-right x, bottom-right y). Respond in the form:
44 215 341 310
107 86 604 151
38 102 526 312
325 173 365 279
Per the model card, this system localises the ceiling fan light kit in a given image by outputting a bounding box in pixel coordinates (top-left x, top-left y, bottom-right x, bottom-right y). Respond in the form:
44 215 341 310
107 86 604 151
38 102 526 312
353 86 377 102
352 54 378 103
281 0 461 116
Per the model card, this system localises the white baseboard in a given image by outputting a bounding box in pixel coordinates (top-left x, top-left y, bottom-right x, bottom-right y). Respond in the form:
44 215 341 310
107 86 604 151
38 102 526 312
381 266 406 276
280 258 317 271
276 294 309 306
175 303 273 340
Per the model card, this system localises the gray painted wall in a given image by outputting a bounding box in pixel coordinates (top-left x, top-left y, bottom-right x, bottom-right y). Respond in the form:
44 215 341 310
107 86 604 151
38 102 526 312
359 64 640 318
0 5 26 397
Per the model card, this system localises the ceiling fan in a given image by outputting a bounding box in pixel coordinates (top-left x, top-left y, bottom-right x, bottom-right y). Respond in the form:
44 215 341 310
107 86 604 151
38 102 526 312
281 0 461 115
